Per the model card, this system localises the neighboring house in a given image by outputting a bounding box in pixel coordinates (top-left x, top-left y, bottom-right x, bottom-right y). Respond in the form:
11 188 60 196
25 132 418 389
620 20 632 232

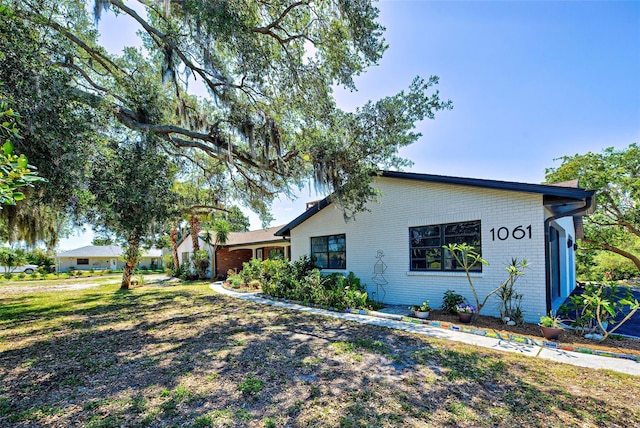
276 171 595 323
56 245 163 272
176 225 291 279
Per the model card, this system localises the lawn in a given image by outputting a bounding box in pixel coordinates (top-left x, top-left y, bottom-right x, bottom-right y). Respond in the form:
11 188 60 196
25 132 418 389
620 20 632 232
1 279 639 427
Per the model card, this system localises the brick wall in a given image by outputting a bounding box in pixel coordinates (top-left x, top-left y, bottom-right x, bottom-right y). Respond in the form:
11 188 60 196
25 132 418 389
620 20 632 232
216 248 252 278
289 177 570 323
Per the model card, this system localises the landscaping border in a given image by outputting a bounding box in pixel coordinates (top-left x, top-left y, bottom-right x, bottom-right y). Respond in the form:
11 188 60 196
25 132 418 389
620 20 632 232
255 292 640 363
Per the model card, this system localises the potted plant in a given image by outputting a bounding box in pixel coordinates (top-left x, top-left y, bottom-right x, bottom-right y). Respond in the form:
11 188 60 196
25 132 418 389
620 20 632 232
539 312 564 340
455 303 477 323
409 301 431 319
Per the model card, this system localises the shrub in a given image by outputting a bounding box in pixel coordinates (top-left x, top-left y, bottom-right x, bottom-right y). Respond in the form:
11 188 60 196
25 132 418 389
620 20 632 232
240 258 263 285
191 250 210 280
560 283 640 341
226 272 244 288
247 280 262 290
249 256 376 310
3 272 12 280
442 290 466 314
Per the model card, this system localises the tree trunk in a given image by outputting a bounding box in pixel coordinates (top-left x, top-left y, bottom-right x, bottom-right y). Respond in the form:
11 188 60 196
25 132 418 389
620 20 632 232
170 223 179 270
189 214 201 252
121 235 141 290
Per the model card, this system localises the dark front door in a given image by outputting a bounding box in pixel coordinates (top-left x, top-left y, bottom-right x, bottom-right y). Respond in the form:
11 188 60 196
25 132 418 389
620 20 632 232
549 226 561 302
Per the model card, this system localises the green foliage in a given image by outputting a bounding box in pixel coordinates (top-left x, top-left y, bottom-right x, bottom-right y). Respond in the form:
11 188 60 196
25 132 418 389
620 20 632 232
409 301 431 312
241 257 376 310
545 143 640 274
591 252 638 281
560 283 640 341
238 375 265 396
0 100 46 206
191 249 210 280
12 0 452 233
226 271 244 289
0 247 27 272
0 13 102 248
25 248 54 269
442 290 466 314
445 243 528 314
539 312 564 328
497 258 525 325
87 137 180 288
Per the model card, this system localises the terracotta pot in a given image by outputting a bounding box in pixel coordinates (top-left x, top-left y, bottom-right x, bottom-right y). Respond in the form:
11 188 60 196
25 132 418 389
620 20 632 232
458 312 473 323
539 325 563 340
413 310 430 319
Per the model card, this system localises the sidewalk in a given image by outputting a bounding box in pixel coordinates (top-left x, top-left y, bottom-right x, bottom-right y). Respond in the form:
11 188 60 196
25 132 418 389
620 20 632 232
209 282 640 376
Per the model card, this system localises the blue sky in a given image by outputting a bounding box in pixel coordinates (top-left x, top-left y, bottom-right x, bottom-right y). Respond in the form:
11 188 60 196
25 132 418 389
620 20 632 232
59 0 640 249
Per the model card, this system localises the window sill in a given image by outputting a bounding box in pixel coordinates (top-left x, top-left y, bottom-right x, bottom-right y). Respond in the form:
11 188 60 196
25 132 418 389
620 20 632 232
406 271 482 277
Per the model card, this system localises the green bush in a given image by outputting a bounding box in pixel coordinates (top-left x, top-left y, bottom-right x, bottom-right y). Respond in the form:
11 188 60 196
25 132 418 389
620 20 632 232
226 271 244 288
242 256 377 310
191 250 210 280
240 258 263 285
442 290 466 314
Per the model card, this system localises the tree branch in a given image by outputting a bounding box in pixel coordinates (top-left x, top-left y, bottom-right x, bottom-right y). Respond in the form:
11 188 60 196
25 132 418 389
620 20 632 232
582 239 640 271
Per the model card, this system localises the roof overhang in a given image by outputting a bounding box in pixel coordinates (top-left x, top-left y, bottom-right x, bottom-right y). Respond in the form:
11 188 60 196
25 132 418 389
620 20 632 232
276 170 596 236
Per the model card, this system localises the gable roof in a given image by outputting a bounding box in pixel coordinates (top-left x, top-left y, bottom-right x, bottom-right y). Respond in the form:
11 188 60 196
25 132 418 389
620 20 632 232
223 225 287 247
179 225 287 249
57 245 162 258
275 171 596 236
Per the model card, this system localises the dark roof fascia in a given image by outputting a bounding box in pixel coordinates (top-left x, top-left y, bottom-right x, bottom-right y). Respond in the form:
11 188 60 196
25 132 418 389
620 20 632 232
275 196 332 237
381 171 596 200
275 171 596 236
226 238 290 248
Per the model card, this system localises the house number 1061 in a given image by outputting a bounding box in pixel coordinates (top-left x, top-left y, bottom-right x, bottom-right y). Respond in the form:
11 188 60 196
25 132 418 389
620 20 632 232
490 225 532 241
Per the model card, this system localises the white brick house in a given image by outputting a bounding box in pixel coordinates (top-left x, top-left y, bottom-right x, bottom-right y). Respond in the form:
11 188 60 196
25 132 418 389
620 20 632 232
276 171 595 323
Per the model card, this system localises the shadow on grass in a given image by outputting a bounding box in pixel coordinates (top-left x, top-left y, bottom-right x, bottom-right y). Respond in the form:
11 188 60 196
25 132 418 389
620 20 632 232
0 285 638 427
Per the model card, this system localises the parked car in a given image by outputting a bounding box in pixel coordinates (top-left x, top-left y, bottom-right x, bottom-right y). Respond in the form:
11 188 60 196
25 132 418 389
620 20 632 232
1 264 39 274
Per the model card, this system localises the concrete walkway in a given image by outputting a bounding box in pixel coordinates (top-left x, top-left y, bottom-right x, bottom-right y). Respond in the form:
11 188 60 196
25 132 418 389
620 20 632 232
210 282 640 376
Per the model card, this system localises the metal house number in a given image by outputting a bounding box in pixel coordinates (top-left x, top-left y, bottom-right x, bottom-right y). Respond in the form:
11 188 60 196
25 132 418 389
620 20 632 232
489 225 532 241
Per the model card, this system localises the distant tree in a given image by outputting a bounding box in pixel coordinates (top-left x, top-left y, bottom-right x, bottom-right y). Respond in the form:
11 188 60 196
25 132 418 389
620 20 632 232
26 248 54 270
92 237 115 246
0 247 27 273
545 144 640 273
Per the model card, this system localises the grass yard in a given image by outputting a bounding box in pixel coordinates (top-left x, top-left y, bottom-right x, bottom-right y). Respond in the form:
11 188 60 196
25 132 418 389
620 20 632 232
1 279 639 427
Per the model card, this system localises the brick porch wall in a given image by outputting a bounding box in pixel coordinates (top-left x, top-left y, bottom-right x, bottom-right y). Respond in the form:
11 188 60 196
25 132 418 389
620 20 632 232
216 248 253 278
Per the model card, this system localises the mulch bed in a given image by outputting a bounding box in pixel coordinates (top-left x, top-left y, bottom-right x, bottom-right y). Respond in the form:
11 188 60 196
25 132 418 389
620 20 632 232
423 310 640 356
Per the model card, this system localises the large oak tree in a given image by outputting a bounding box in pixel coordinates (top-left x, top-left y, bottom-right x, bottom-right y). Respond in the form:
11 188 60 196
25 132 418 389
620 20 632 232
5 0 453 286
10 0 451 213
